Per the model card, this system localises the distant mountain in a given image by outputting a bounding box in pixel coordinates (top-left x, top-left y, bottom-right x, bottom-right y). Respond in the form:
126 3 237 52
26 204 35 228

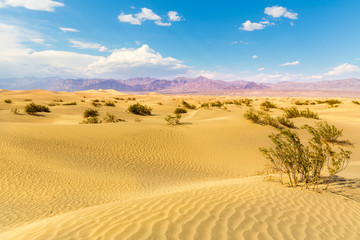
1 76 360 94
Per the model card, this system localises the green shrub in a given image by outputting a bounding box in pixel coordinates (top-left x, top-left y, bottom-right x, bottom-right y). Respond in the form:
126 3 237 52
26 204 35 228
128 103 152 115
63 102 77 106
182 100 196 109
24 103 51 115
260 100 277 111
300 108 319 119
316 99 342 106
91 101 101 107
277 116 296 128
4 99 12 104
312 121 346 144
241 98 253 107
244 108 281 129
244 108 261 124
260 123 351 188
165 113 182 125
105 101 116 107
174 107 187 114
200 102 210 108
83 108 99 118
283 107 319 119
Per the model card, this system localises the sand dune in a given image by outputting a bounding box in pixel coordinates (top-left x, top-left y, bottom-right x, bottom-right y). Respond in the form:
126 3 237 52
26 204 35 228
0 90 359 239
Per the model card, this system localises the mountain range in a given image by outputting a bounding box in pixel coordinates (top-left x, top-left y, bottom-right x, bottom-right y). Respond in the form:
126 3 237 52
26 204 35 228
1 76 360 95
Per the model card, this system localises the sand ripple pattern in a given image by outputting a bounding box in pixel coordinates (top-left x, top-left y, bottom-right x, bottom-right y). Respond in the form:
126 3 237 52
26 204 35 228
1 177 360 240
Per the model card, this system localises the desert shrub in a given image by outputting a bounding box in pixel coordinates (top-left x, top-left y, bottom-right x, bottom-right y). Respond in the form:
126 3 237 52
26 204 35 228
233 100 242 106
225 100 234 104
174 107 187 114
260 100 277 111
316 99 342 106
165 113 182 125
313 121 346 144
352 100 360 105
182 100 196 109
24 103 50 115
105 101 116 107
158 102 163 105
200 102 210 108
260 123 351 188
63 102 77 106
91 101 101 107
128 103 152 115
244 108 281 129
300 108 319 119
277 116 296 128
283 107 318 119
103 113 123 123
93 99 100 102
4 99 12 104
80 117 101 124
83 108 99 118
48 103 56 106
81 99 85 102
54 99 63 102
294 100 312 105
211 101 224 107
283 107 300 118
127 97 136 100
24 99 32 102
241 98 253 107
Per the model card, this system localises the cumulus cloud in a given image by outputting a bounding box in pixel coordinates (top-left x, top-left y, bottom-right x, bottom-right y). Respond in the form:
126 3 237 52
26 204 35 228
325 63 360 76
280 61 300 67
241 20 267 31
30 38 45 44
69 40 108 52
118 8 182 26
265 6 298 20
0 0 63 11
252 55 258 59
0 22 188 78
59 27 79 33
168 11 181 21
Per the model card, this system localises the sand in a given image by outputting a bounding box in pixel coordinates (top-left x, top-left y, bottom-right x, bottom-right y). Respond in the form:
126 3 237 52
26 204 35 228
0 90 359 239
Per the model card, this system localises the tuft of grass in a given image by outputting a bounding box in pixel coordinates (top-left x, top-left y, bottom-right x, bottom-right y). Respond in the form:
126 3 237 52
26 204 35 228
182 100 196 109
83 108 99 118
128 103 152 115
4 99 12 104
174 107 187 114
63 102 77 106
105 101 116 107
165 113 182 125
103 113 124 123
24 103 50 115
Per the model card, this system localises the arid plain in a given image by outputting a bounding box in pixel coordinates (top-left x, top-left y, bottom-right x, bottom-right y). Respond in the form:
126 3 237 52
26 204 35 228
1 89 360 239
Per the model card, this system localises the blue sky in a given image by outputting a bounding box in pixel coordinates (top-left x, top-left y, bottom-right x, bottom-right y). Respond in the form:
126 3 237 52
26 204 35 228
0 0 359 82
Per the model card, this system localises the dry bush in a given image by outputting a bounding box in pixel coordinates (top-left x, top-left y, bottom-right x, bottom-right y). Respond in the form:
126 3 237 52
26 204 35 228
24 103 51 115
174 107 187 114
128 103 152 115
165 113 182 125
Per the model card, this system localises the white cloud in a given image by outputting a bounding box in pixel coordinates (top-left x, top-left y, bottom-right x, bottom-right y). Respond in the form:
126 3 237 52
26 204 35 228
69 40 108 52
240 20 266 31
252 55 258 59
280 61 300 66
0 0 63 11
30 38 45 44
265 6 298 20
258 68 265 71
118 7 181 27
0 22 188 78
59 27 79 33
168 11 181 21
325 63 360 76
232 40 249 45
118 13 142 25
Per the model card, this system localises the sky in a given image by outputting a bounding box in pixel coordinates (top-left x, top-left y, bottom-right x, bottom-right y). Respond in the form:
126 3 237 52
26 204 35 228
0 0 360 82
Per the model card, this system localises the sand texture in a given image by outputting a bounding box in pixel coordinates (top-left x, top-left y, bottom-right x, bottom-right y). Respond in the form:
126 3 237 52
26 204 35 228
0 89 360 239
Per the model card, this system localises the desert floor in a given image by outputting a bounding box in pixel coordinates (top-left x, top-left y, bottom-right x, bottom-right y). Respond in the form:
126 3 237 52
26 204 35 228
0 89 360 239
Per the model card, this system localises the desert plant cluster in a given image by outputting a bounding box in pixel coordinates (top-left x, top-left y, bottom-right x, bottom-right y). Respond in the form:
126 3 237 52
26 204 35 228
260 121 351 188
24 103 51 115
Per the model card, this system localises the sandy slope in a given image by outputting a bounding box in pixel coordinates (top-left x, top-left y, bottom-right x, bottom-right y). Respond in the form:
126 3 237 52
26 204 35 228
0 90 360 239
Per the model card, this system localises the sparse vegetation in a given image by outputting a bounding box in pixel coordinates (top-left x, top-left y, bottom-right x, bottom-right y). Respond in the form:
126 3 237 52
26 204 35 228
174 107 187 114
4 99 12 104
24 103 51 115
103 113 124 123
54 99 63 102
165 113 182 125
105 101 116 107
316 99 342 107
128 103 152 115
81 117 102 124
260 100 277 111
244 108 280 129
63 102 77 106
83 108 99 118
277 116 296 128
24 99 32 102
260 122 351 188
91 100 101 107
182 100 196 110
10 108 20 114
352 100 360 105
283 107 319 119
